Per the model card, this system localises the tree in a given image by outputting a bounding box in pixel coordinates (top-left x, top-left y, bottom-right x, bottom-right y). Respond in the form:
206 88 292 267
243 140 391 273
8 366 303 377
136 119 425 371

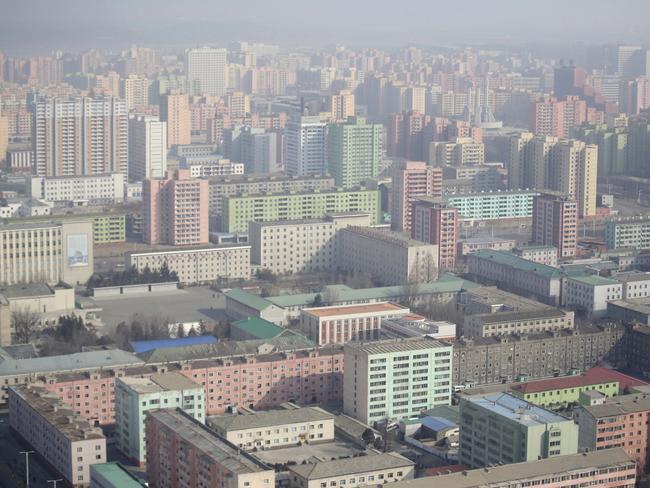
312 293 323 307
361 428 375 445
12 308 41 344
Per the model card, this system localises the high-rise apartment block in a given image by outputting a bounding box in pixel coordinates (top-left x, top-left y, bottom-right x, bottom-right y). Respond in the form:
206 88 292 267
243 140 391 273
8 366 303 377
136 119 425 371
128 114 167 180
327 116 382 188
32 96 128 176
391 160 442 232
120 74 149 112
343 337 453 424
142 169 208 246
160 90 191 148
411 198 459 271
325 90 355 121
532 192 578 258
459 393 579 468
284 116 327 176
186 47 228 96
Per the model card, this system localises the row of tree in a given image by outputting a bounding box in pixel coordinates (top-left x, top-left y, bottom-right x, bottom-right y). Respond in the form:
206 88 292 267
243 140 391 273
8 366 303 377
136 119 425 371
87 263 178 288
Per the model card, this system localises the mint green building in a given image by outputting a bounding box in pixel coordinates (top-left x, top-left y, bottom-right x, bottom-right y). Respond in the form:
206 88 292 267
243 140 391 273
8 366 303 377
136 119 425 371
459 393 579 468
90 462 147 487
328 116 383 188
445 190 539 221
13 213 126 243
220 188 381 233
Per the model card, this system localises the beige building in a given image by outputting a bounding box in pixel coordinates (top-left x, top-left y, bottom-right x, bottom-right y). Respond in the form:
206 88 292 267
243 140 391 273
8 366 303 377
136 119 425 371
120 74 149 112
208 407 335 451
0 220 94 286
249 213 371 275
160 90 191 148
300 302 410 345
429 138 485 167
288 452 414 488
548 140 597 217
463 308 575 338
338 227 438 286
127 244 251 285
0 114 7 164
9 385 107 487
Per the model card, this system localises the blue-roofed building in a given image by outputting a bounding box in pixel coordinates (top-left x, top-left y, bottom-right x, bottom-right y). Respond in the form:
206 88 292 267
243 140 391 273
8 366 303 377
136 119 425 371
130 335 218 354
421 416 458 437
459 392 578 468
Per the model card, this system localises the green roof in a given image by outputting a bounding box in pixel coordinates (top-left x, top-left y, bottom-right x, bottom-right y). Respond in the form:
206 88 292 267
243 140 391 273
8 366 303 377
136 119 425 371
569 275 621 286
267 275 479 308
90 462 146 487
224 288 273 311
471 250 564 279
231 317 285 339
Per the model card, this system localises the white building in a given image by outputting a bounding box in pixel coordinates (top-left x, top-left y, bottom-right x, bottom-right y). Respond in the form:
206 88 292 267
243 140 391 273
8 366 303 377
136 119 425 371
343 337 453 424
614 271 650 299
563 275 622 317
0 198 51 218
115 372 204 465
186 47 227 97
513 246 558 266
127 244 251 285
29 173 125 205
381 316 457 340
182 156 244 178
128 115 167 180
284 116 327 176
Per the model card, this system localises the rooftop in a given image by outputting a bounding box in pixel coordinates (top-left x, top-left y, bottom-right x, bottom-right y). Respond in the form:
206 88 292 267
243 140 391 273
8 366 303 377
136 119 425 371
11 385 105 442
473 308 569 324
118 372 201 394
613 271 650 283
225 288 274 311
512 367 647 395
303 302 406 318
463 393 571 426
568 275 621 286
130 336 218 354
470 250 564 279
288 452 413 480
90 463 146 487
341 226 430 248
345 337 451 355
147 409 271 474
208 407 334 432
0 282 58 299
207 173 334 185
231 317 285 339
393 449 633 488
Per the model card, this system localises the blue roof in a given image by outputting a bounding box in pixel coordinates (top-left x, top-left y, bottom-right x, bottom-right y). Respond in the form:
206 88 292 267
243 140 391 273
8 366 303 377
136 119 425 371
421 416 458 433
131 335 218 354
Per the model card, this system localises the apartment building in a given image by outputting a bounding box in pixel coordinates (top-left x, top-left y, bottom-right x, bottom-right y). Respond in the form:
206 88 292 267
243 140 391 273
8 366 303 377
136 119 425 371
338 226 438 286
29 173 125 205
459 393 579 468
444 190 539 222
300 302 410 345
411 198 459 271
391 160 442 232
115 372 204 465
182 156 244 178
207 174 335 215
208 407 334 451
288 452 414 488
146 409 275 488
564 275 623 317
343 337 453 424
221 188 381 234
9 385 107 487
615 271 650 299
249 213 371 275
0 219 94 286
574 393 650 473
531 192 577 259
429 138 485 167
463 308 575 338
127 244 251 284
513 246 559 266
392 449 635 488
605 220 650 250
18 213 125 244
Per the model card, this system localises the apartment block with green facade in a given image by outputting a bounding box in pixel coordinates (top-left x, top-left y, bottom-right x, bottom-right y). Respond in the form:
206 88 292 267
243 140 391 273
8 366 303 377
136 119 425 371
328 116 383 188
220 187 381 233
459 393 579 468
11 213 126 243
444 190 539 221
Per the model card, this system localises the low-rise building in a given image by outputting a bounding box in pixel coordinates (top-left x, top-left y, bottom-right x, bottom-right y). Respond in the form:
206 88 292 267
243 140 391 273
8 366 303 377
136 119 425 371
513 246 558 266
462 308 574 338
208 407 334 451
339 226 438 286
458 393 579 468
457 236 517 256
563 275 622 317
391 449 636 488
605 219 650 250
29 173 125 205
613 271 650 299
182 156 244 177
89 462 147 488
287 452 415 488
146 409 275 488
608 300 650 325
9 385 107 487
127 244 251 284
381 316 457 341
343 337 453 424
224 288 288 325
230 317 287 341
115 372 204 465
300 302 410 345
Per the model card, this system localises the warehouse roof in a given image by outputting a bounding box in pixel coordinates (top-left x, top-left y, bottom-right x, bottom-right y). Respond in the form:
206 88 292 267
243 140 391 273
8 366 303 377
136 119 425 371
231 317 285 339
288 452 413 480
470 250 564 279
208 407 333 432
225 288 275 311
131 335 218 354
90 463 146 487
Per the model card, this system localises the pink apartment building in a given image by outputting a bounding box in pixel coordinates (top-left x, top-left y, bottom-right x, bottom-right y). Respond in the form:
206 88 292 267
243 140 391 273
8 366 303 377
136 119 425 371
391 160 442 232
411 197 459 271
142 169 209 246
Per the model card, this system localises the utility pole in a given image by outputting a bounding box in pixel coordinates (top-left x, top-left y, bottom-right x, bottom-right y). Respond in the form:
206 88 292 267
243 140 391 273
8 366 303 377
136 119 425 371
19 450 34 488
48 479 63 488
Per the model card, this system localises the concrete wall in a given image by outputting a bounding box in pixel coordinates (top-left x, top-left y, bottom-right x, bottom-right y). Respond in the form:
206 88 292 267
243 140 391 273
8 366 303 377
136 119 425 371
92 282 179 297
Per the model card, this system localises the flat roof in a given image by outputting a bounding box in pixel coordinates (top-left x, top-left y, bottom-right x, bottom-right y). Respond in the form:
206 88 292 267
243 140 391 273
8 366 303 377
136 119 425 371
303 302 405 318
513 367 647 394
119 372 201 393
475 308 568 324
341 226 429 248
128 244 250 257
568 275 621 286
470 250 563 279
231 317 285 339
208 407 334 432
90 463 146 487
463 393 571 426
147 409 271 474
288 452 413 480
225 288 274 311
345 337 450 355
0 282 56 299
393 449 633 488
131 336 218 354
613 271 650 283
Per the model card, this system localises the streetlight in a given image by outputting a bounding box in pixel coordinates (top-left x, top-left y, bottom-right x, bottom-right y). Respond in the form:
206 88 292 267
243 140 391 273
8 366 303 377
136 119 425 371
47 479 63 488
19 450 34 488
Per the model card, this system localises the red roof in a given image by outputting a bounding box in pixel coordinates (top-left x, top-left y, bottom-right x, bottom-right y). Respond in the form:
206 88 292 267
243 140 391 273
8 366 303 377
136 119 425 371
513 367 648 395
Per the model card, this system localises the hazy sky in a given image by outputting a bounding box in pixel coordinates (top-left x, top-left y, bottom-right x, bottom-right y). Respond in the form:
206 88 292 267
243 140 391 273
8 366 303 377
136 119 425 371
2 0 649 54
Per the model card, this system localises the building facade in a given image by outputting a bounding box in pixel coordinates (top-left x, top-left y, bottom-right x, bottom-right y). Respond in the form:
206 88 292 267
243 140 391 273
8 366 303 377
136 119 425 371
391 161 443 233
285 116 327 176
128 115 167 180
411 198 459 271
29 173 125 205
531 192 578 259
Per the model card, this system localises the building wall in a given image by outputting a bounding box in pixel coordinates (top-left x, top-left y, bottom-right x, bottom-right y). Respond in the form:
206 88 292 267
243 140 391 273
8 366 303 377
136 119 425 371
514 381 619 407
29 173 125 204
391 161 442 233
463 310 575 338
445 191 538 221
290 462 415 488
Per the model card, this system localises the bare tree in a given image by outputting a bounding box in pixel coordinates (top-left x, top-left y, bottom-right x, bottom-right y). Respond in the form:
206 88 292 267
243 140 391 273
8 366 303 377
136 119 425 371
12 308 41 344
